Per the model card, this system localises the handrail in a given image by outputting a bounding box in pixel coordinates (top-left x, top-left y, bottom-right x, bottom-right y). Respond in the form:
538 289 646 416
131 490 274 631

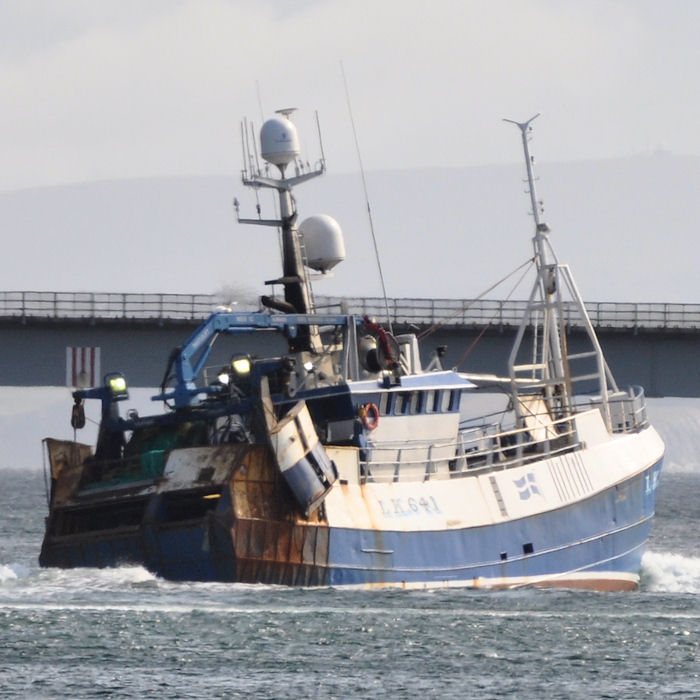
360 392 648 485
361 414 581 484
0 291 698 331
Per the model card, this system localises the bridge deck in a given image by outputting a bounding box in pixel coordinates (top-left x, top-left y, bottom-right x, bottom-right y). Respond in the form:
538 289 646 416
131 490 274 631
0 292 697 396
1 291 699 331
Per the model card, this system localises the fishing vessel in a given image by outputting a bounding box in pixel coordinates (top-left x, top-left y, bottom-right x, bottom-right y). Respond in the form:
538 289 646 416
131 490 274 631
39 111 664 590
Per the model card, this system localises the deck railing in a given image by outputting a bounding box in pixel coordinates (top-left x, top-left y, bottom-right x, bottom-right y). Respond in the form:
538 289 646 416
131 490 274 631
1 291 698 331
360 413 581 484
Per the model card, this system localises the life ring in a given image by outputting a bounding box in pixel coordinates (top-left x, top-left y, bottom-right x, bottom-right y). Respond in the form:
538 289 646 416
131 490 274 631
361 402 380 431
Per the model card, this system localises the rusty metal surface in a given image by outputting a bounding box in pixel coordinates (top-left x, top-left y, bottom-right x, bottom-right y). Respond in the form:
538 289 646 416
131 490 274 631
230 445 330 585
44 438 93 506
232 519 330 585
161 445 247 491
42 438 332 585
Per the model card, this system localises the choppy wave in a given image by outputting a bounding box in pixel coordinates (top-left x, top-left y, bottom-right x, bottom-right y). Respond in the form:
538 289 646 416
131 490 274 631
36 563 159 588
4 555 699 599
0 562 28 583
641 550 700 594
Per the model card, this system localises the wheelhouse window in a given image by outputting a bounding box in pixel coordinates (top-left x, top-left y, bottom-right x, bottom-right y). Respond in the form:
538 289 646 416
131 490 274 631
379 392 393 415
371 388 457 415
397 392 411 415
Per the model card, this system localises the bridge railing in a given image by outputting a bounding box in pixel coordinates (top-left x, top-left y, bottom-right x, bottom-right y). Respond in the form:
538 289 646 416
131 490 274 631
0 291 229 321
316 296 700 331
1 291 699 331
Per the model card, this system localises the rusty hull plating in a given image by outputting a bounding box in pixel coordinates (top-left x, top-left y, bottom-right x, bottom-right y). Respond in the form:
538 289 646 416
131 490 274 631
40 438 331 585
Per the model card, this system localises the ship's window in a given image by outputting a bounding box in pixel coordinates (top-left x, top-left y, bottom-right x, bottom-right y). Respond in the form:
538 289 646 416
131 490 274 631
54 498 148 535
431 391 441 412
397 392 411 415
440 389 451 413
410 392 422 414
523 542 534 555
379 392 392 415
500 551 508 561
163 489 222 522
425 390 436 413
449 390 461 412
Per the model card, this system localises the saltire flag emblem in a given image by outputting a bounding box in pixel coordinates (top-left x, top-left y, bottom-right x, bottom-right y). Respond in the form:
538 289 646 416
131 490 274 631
513 472 542 500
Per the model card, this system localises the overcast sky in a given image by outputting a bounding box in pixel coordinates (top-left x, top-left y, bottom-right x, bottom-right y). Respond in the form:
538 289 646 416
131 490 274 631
1 0 699 191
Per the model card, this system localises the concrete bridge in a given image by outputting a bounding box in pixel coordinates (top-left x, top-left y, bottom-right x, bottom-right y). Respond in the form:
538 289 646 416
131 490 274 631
1 291 699 397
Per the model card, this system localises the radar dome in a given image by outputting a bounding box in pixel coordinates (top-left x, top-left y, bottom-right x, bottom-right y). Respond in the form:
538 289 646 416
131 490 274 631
299 215 345 273
260 115 300 167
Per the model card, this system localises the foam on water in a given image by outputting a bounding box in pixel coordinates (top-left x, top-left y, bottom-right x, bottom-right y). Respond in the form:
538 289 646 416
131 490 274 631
641 550 700 594
4 555 699 600
39 564 159 588
0 562 27 583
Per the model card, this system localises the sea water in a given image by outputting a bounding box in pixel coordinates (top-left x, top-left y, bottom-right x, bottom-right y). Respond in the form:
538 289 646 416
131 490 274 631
0 401 698 698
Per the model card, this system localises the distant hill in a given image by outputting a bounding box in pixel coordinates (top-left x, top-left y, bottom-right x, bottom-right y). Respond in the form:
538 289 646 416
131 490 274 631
0 153 697 303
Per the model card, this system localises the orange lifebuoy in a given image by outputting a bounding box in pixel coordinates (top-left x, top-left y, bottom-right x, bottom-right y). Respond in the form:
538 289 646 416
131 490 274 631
361 402 380 430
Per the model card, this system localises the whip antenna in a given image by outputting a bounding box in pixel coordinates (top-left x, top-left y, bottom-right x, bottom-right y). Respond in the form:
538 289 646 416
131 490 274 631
255 80 265 122
340 61 393 332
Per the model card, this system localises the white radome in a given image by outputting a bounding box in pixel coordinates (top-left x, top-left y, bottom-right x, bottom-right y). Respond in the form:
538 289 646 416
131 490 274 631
300 214 346 272
260 116 300 167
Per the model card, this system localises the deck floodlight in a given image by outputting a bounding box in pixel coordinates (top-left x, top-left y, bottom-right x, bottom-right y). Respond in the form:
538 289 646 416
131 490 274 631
105 372 129 400
232 356 251 375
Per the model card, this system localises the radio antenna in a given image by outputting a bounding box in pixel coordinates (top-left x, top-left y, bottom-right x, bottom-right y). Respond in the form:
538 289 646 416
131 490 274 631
503 114 542 226
315 110 326 169
255 80 265 122
340 61 393 333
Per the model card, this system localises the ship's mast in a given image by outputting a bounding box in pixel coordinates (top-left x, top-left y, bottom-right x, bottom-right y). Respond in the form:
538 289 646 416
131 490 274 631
505 115 571 418
505 116 619 430
236 109 325 352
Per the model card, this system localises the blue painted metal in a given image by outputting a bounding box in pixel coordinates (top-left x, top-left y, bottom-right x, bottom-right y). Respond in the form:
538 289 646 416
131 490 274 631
42 458 661 589
155 311 351 407
322 459 662 586
281 442 338 516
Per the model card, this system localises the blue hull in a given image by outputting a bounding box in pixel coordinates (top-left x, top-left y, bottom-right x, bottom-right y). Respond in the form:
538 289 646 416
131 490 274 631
324 460 662 588
40 456 662 591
